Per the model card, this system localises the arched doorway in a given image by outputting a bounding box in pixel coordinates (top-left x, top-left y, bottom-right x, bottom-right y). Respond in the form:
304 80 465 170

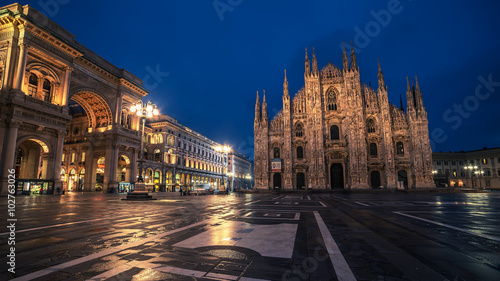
330 163 344 189
68 169 76 191
398 170 408 189
78 168 85 192
296 173 305 189
370 171 381 189
273 173 282 189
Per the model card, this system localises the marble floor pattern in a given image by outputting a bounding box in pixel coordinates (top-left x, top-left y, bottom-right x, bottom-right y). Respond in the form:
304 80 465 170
173 221 298 259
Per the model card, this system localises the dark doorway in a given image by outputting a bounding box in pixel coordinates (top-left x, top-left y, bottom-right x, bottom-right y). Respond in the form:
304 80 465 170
370 171 381 189
330 163 344 189
273 173 282 189
296 173 305 189
398 170 408 188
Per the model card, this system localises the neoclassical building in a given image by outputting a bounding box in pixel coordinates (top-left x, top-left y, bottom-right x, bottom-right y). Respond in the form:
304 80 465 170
0 4 147 195
138 114 229 193
254 46 435 189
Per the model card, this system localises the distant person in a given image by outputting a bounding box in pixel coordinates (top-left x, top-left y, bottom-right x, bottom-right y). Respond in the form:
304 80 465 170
179 186 183 196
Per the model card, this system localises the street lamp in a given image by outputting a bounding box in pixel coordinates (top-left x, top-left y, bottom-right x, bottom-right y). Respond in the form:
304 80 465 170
125 100 159 200
214 145 231 191
475 170 484 189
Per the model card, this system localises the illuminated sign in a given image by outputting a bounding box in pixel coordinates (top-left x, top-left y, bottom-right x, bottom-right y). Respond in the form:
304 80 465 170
271 159 282 172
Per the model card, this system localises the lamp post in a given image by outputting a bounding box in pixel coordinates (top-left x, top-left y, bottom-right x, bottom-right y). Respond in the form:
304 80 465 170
475 170 484 189
125 100 159 200
215 145 231 192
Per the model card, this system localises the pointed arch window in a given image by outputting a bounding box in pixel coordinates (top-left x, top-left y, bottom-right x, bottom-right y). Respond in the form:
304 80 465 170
28 73 38 97
327 89 338 111
396 142 404 155
369 143 378 156
297 146 304 159
330 125 340 140
295 123 304 137
367 119 376 133
273 147 280 158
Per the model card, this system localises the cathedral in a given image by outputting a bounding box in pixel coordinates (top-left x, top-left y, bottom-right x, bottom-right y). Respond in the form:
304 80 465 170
253 44 435 190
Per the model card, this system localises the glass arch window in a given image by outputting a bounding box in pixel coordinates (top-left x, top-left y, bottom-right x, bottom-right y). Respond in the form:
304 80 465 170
396 142 404 155
330 125 340 140
297 146 304 159
327 89 338 111
273 147 280 158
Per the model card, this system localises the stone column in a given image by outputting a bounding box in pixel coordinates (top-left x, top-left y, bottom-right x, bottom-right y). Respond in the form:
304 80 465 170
52 131 66 191
0 120 20 195
104 144 119 193
115 92 123 125
83 148 94 192
13 42 28 91
1 40 16 91
60 66 73 106
130 148 137 184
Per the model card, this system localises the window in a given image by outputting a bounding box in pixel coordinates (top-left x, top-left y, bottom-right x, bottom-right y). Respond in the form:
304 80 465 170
81 152 85 162
330 125 340 140
327 89 337 111
273 147 280 158
369 143 377 156
295 123 304 137
498 169 500 176
444 161 448 165
445 169 450 176
484 170 491 177
28 73 38 97
143 148 148 160
451 161 456 165
436 161 441 165
459 160 464 165
366 119 376 133
396 142 404 155
482 158 488 164
154 149 161 162
460 171 465 177
42 79 51 102
498 157 500 163
297 146 304 159
453 169 457 177
71 153 75 163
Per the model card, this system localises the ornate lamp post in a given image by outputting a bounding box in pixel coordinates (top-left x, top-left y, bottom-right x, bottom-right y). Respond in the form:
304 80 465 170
215 145 231 191
475 169 484 189
125 100 159 200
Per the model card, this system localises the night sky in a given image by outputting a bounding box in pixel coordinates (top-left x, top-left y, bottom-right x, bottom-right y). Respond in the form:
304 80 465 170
31 0 500 158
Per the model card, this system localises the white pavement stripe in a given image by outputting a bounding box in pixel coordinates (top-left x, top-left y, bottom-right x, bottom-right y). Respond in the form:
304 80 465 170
0 217 116 236
393 212 500 242
319 201 327 207
314 211 357 281
355 202 370 207
330 195 347 201
11 219 212 281
245 200 262 205
307 196 311 200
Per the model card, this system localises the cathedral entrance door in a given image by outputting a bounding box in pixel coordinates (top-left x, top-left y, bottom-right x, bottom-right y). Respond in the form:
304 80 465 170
273 173 282 189
296 173 305 189
370 171 381 189
398 170 408 189
330 163 344 189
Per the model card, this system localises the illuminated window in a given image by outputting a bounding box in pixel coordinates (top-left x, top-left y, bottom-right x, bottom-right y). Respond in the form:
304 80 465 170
482 158 488 164
62 153 65 162
71 153 75 163
273 147 280 158
154 149 161 162
81 152 85 162
396 142 404 155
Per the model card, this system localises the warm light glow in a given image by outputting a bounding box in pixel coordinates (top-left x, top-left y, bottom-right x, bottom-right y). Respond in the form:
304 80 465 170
147 112 153 118
153 108 159 115
130 105 136 112
135 103 141 110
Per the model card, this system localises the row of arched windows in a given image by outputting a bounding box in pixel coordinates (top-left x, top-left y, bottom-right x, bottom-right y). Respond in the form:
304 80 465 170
273 146 304 159
28 73 53 102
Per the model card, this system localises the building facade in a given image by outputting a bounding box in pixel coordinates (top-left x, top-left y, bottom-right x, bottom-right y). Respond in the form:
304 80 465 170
227 151 253 190
432 147 500 189
139 114 228 192
254 46 435 190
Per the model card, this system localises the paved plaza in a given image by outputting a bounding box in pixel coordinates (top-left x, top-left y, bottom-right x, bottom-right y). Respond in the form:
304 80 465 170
1 191 500 281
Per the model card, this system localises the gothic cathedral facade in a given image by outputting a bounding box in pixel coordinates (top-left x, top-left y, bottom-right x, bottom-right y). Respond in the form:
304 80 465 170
254 45 435 189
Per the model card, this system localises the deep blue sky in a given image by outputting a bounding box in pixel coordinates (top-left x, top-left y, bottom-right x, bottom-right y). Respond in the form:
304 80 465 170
32 0 500 158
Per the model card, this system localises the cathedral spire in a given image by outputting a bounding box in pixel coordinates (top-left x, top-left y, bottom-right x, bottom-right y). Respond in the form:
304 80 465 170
377 58 386 91
312 47 318 75
304 47 310 76
406 76 415 110
255 91 261 122
342 42 349 71
262 90 268 122
283 69 289 98
350 41 358 71
414 75 425 112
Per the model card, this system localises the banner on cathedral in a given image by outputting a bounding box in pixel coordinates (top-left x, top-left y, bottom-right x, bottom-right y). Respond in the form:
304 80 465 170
271 159 282 172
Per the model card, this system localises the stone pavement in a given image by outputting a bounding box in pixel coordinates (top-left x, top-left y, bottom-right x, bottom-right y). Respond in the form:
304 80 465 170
1 191 500 280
